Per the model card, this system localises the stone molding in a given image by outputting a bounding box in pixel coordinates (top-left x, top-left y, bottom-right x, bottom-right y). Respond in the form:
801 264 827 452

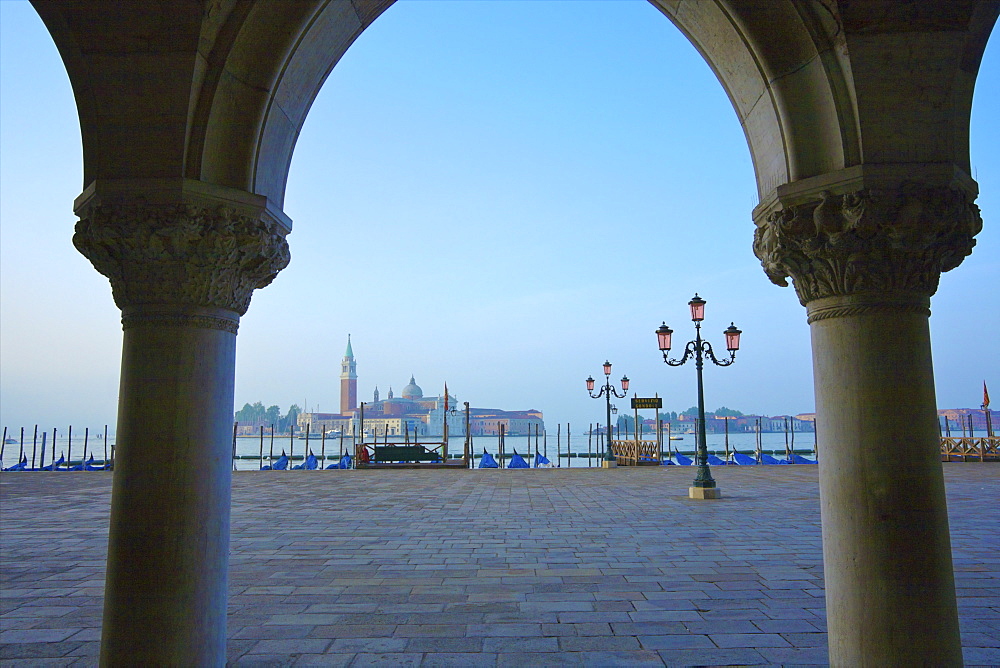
805 298 931 325
753 184 982 306
121 312 241 334
73 199 290 316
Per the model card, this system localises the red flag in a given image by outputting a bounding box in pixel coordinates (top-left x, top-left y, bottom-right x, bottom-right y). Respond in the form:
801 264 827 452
444 382 449 412
985 381 991 409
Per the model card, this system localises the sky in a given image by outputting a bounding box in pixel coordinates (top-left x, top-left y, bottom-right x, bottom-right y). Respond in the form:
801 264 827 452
1 0 997 435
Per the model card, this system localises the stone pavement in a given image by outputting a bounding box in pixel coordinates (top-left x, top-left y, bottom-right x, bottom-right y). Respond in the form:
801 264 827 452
1 464 998 666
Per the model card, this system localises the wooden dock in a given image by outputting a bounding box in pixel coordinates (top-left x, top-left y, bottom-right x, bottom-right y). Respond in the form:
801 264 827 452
609 439 661 466
940 436 999 462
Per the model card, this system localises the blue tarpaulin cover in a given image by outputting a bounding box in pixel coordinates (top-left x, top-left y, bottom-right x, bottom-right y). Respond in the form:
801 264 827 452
83 454 107 471
479 450 499 469
660 458 676 465
508 451 529 468
263 452 289 470
789 454 817 464
327 454 351 469
534 451 552 468
293 453 319 470
674 453 694 466
41 455 65 471
760 454 790 465
707 455 729 466
2 456 27 471
733 452 758 465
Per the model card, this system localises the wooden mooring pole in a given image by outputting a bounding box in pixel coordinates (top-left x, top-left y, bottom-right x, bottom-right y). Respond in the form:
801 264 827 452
588 425 593 468
556 423 561 468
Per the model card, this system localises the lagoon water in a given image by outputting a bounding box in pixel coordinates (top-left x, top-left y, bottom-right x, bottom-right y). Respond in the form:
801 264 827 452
234 430 816 470
0 431 113 469
0 429 816 470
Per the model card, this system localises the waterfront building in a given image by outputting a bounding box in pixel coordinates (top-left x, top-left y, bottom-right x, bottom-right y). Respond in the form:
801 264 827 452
468 409 545 436
938 408 998 434
298 338 543 437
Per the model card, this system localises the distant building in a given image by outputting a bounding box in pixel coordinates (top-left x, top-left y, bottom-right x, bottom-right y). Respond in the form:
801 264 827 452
340 335 357 414
297 337 544 436
938 408 997 434
638 414 817 434
468 409 545 436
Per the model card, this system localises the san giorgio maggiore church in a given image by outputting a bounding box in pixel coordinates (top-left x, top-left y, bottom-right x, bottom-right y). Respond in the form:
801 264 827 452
297 337 544 437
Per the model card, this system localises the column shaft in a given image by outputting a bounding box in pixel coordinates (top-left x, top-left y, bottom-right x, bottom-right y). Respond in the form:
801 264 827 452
100 309 237 666
809 297 961 666
71 187 290 666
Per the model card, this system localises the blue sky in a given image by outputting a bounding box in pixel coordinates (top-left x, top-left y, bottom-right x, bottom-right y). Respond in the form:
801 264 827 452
1 0 997 433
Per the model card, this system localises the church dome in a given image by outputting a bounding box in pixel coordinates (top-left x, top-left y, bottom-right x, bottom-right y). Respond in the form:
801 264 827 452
401 376 423 400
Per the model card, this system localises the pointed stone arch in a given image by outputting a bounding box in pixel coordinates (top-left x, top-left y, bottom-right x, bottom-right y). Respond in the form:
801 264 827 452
34 1 994 210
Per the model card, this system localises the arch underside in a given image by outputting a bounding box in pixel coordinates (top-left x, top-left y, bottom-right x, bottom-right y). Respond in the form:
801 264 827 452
31 0 996 216
235 0 855 207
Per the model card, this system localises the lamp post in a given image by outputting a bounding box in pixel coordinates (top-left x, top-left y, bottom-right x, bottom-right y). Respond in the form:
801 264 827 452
586 361 629 467
656 294 742 499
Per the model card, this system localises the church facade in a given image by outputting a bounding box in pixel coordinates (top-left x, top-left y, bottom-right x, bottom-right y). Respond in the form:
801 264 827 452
298 338 545 437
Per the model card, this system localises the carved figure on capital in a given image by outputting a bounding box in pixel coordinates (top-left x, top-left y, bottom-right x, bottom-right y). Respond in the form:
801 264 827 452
73 200 290 317
753 184 982 305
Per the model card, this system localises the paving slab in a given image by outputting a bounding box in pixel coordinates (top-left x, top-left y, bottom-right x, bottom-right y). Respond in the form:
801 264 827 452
2 464 998 666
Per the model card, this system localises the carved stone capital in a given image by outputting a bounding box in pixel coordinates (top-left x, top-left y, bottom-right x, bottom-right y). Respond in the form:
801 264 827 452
73 199 290 316
753 184 982 305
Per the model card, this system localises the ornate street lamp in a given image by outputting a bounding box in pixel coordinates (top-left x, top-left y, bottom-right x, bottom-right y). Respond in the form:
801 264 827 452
587 362 629 466
656 294 742 499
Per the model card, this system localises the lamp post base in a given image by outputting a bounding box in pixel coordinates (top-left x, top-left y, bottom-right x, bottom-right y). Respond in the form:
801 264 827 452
602 460 618 468
689 486 722 500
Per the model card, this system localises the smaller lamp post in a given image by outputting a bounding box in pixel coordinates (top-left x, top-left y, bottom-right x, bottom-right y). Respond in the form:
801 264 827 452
587 362 629 467
656 294 742 499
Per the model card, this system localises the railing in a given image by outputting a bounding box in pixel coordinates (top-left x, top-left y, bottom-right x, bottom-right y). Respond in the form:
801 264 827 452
610 439 660 466
940 436 999 461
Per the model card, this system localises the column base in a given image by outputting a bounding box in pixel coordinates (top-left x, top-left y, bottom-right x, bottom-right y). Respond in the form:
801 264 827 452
689 486 722 499
602 461 618 468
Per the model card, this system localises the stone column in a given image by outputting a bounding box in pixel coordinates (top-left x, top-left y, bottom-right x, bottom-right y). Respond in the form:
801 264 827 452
754 183 981 666
73 186 290 666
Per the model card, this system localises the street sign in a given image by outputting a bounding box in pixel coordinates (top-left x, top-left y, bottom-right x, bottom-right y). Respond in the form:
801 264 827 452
631 397 662 409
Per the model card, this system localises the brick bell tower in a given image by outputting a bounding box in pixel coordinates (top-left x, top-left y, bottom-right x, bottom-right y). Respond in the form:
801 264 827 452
340 335 358 414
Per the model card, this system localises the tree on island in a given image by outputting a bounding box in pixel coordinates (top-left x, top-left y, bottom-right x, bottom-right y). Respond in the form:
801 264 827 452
616 414 636 433
235 401 266 424
234 402 301 433
283 404 301 432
